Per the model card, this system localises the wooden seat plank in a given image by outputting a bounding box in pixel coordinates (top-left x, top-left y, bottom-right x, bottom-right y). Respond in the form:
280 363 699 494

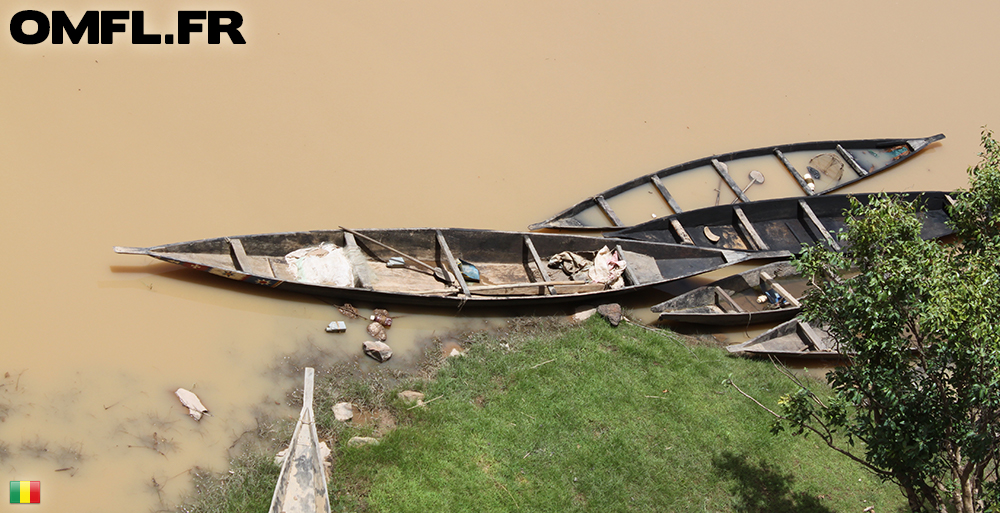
836 144 868 176
228 237 275 278
798 199 841 250
669 218 694 245
774 149 816 196
732 206 769 250
593 195 625 227
524 235 557 295
712 159 749 203
650 175 684 214
714 286 746 313
435 230 470 297
760 271 801 307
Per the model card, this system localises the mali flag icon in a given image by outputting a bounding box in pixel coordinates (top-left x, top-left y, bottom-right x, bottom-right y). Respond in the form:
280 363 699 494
9 481 40 504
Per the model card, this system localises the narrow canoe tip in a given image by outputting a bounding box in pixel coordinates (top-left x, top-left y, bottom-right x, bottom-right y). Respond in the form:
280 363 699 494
113 246 150 255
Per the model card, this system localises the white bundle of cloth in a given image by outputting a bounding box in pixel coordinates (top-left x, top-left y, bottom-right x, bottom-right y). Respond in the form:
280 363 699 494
285 243 355 287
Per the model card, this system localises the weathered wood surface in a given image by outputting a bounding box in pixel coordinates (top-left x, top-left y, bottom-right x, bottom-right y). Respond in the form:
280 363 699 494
269 367 331 513
529 134 945 231
114 228 761 307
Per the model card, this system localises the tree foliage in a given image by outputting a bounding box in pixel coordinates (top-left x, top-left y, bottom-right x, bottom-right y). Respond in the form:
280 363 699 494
759 129 1000 513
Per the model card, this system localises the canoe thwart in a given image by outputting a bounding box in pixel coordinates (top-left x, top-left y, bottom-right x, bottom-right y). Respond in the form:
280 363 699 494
524 235 557 295
760 271 801 308
712 159 749 203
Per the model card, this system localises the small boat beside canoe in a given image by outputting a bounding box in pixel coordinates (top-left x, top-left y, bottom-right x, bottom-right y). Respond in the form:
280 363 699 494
269 367 331 513
529 134 945 232
726 318 841 359
114 228 784 307
604 191 955 254
652 261 806 326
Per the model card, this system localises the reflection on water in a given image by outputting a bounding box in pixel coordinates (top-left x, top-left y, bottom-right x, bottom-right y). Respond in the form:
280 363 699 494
3 0 999 511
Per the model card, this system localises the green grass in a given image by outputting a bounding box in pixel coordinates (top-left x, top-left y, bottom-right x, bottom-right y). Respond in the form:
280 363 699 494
179 316 908 512
325 317 906 512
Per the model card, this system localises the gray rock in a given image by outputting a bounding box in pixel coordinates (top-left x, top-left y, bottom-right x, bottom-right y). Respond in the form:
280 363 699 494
597 303 623 326
333 402 354 421
572 306 597 322
397 390 425 404
347 436 379 447
363 340 393 362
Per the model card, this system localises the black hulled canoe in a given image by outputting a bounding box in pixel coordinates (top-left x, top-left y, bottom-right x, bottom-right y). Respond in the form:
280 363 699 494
529 134 944 232
114 228 784 307
652 261 806 326
604 191 954 253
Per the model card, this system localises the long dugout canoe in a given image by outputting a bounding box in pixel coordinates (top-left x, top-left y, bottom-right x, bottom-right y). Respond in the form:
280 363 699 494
604 191 955 254
529 134 944 232
114 228 787 308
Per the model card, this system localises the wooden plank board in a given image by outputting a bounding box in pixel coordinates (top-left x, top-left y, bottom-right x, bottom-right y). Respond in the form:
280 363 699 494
714 286 746 313
712 159 749 203
759 271 801 307
594 195 625 227
799 321 832 351
732 206 769 250
524 235 556 295
669 218 695 245
650 175 683 214
774 149 816 196
228 237 275 278
837 144 868 176
435 230 470 297
798 199 841 250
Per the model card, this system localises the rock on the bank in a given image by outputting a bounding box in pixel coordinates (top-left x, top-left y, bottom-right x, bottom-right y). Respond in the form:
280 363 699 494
363 340 393 362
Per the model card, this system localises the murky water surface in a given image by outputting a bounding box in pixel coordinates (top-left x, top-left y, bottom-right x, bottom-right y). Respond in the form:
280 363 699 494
3 1 1000 510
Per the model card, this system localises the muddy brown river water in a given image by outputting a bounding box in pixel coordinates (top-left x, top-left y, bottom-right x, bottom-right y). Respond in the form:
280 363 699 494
3 1 1000 511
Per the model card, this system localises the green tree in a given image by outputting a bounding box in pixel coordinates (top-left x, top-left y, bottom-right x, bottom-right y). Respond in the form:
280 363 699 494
737 129 1000 513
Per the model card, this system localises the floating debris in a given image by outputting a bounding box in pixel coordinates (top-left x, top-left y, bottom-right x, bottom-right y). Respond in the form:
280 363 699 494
363 341 392 363
325 321 347 333
174 388 209 420
337 303 361 319
370 309 392 327
367 321 387 341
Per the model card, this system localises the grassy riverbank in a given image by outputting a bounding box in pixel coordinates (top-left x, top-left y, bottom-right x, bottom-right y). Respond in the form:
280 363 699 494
183 316 907 512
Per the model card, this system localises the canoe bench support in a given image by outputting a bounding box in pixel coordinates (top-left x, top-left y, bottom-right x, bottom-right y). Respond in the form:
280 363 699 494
227 237 275 278
836 145 868 176
797 200 841 251
524 235 557 295
714 286 745 313
760 272 801 308
773 149 817 196
732 207 769 251
593 195 625 227
712 159 749 203
435 231 470 297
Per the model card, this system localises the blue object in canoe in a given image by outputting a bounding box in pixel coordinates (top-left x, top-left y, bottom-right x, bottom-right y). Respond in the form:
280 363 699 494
459 260 480 282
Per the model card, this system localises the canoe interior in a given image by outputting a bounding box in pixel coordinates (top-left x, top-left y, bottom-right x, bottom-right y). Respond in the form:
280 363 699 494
653 261 806 325
727 319 840 357
143 229 745 304
607 192 953 253
530 134 944 231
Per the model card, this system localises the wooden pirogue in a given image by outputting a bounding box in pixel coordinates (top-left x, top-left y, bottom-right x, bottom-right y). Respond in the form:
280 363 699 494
114 228 787 307
529 134 944 231
604 191 955 254
652 261 806 326
726 318 841 359
269 367 331 513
